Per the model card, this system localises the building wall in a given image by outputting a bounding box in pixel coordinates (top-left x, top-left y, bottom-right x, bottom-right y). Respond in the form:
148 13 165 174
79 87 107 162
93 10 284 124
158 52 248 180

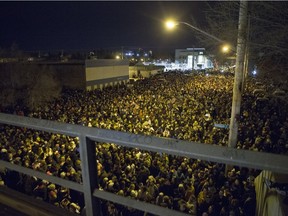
85 59 129 90
129 65 164 79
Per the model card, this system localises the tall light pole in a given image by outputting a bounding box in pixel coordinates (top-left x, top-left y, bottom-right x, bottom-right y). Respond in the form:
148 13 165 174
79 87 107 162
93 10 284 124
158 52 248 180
242 15 250 91
192 46 194 70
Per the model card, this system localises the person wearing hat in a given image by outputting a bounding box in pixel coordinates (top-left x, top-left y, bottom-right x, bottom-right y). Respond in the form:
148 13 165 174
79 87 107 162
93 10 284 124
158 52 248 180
48 186 58 204
146 175 158 201
69 202 81 214
155 192 164 206
107 180 115 193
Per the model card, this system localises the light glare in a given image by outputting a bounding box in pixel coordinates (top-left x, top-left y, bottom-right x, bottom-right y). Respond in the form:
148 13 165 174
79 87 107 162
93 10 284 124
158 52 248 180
166 20 177 29
222 45 229 53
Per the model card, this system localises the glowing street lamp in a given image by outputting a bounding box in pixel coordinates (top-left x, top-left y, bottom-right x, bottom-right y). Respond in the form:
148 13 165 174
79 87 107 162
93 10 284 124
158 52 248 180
165 19 225 44
222 45 230 53
165 20 178 30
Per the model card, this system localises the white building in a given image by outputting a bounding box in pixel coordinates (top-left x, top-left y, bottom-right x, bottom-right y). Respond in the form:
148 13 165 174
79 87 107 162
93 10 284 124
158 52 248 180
175 48 213 70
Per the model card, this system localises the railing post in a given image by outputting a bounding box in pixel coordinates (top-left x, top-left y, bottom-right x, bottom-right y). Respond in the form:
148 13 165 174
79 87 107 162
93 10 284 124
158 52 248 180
79 136 101 216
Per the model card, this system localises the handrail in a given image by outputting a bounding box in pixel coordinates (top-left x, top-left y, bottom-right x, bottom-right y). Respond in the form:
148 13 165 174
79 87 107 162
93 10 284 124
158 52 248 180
93 189 190 216
1 112 288 216
0 160 83 192
1 113 288 173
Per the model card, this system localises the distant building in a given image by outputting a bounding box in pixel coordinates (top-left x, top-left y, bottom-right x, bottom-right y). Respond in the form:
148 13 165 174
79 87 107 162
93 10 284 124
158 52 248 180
85 59 130 90
129 62 164 79
175 48 213 70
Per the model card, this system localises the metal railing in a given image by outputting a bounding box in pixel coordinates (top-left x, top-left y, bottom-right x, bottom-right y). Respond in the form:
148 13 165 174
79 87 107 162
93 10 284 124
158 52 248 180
0 112 288 216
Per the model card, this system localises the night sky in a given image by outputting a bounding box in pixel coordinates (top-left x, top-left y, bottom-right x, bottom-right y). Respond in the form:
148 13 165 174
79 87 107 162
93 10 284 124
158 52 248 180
0 1 208 52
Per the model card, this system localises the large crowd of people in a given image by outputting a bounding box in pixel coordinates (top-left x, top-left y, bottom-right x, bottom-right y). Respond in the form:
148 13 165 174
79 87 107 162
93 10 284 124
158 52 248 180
0 71 287 215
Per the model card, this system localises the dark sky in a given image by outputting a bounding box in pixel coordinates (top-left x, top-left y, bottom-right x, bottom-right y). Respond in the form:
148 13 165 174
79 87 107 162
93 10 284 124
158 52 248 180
0 1 209 52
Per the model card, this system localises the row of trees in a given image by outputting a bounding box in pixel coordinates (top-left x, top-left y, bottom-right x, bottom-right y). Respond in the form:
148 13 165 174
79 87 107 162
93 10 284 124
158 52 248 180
0 43 24 60
0 44 160 62
0 44 130 61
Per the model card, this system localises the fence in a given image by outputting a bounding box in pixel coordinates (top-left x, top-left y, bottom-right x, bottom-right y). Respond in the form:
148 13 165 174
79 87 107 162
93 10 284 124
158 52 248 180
0 112 288 215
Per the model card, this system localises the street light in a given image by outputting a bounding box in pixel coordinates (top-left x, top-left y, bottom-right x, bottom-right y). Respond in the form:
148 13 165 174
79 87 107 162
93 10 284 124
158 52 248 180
165 20 177 30
165 20 226 44
166 20 222 70
165 20 237 54
222 45 230 53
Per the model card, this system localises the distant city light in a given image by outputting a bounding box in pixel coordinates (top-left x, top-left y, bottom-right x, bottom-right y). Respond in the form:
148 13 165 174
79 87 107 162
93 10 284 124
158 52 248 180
125 51 133 56
252 70 257 75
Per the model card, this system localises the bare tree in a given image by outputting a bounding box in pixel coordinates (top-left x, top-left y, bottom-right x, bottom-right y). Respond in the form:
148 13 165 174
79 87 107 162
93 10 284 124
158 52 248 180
248 2 288 80
0 63 61 109
195 1 288 81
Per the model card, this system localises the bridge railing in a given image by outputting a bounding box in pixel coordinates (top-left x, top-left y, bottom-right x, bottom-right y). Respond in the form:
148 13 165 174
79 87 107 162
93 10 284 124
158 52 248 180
1 112 288 216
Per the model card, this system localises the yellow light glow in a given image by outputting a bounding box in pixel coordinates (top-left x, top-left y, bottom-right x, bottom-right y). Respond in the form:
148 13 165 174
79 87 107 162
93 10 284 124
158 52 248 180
116 55 120 59
222 45 230 53
165 20 177 30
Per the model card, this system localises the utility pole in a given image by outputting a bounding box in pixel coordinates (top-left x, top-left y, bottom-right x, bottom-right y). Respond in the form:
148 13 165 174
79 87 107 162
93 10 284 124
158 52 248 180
228 0 248 149
192 46 195 70
242 15 251 91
